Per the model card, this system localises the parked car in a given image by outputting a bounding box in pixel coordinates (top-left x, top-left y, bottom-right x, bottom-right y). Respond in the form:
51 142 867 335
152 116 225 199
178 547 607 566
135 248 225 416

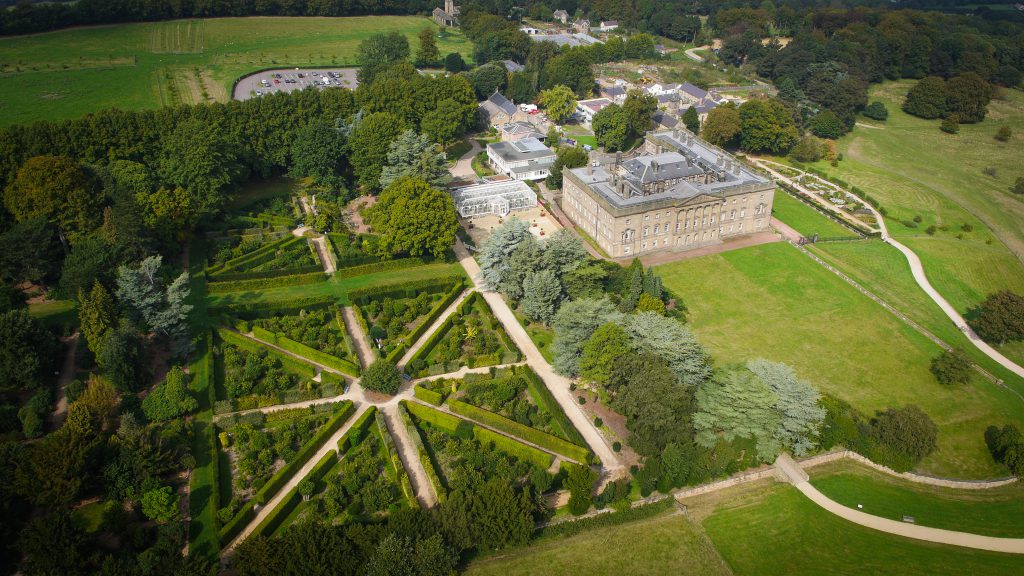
255 90 262 96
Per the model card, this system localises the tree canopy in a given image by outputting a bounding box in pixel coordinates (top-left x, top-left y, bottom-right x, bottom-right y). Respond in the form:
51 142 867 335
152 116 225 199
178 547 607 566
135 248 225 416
366 177 458 259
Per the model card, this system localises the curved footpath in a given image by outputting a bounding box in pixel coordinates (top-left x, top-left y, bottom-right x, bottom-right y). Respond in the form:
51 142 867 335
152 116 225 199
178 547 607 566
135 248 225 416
755 160 1024 379
775 455 1024 554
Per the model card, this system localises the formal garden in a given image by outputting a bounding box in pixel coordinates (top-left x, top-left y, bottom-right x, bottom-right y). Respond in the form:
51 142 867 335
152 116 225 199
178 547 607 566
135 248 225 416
405 292 522 377
214 401 354 545
250 306 359 372
350 276 466 363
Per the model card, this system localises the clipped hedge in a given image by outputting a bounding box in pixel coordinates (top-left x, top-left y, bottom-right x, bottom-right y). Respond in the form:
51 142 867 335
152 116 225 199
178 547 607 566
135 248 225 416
338 406 377 453
207 264 324 283
375 411 418 508
450 400 592 464
398 403 446 504
473 426 554 469
252 485 301 538
413 385 444 406
533 498 675 540
403 282 464 348
210 294 338 317
250 327 360 377
215 328 317 378
208 271 326 294
404 401 473 438
348 275 465 306
333 257 432 280
519 366 588 448
217 499 256 545
211 235 297 275
253 401 355 506
308 450 339 486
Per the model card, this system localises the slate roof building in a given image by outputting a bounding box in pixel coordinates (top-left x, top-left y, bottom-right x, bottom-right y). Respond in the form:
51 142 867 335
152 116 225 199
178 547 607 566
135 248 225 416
433 0 459 26
479 91 528 127
486 137 557 181
499 121 545 142
600 85 627 104
561 129 775 258
553 9 569 24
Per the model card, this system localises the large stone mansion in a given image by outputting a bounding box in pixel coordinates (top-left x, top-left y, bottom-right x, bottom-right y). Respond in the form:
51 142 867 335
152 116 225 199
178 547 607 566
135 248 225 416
561 129 775 258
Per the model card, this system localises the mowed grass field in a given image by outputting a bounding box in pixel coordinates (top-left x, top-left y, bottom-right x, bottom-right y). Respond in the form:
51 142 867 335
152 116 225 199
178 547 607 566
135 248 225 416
794 81 1024 320
770 190 862 239
685 479 1024 576
809 239 1024 380
657 242 1024 478
808 459 1024 538
464 512 732 576
0 16 473 125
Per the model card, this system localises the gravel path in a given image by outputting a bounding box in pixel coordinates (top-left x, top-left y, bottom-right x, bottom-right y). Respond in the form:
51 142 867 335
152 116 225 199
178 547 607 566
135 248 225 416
453 240 624 474
380 404 437 507
775 454 1024 554
342 306 376 369
223 402 374 553
755 159 1024 380
450 139 482 180
49 331 78 430
397 288 474 369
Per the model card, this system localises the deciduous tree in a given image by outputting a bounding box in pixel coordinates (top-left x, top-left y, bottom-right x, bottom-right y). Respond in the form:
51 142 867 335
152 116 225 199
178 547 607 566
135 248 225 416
903 76 947 119
738 99 799 153
701 103 741 147
142 366 197 421
366 177 457 259
682 106 700 133
415 27 440 67
538 85 577 124
3 155 102 247
968 290 1024 345
0 309 56 393
348 112 407 190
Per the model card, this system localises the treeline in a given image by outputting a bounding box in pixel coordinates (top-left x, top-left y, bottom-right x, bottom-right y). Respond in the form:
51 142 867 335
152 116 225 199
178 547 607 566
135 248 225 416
0 0 435 36
705 6 1024 140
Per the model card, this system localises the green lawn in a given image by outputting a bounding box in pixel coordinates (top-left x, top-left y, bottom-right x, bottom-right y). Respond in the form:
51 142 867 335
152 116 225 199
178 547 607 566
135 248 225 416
791 81 1024 320
656 242 1024 478
464 512 731 576
809 459 1024 538
206 261 464 307
0 16 473 125
771 190 861 239
690 480 1024 576
186 241 220 561
808 240 1024 388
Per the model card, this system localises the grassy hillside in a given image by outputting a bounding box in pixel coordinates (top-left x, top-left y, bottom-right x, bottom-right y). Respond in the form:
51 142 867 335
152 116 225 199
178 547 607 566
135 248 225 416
688 480 1024 576
809 459 1024 538
0 16 473 125
465 512 731 576
657 242 1024 479
792 81 1024 320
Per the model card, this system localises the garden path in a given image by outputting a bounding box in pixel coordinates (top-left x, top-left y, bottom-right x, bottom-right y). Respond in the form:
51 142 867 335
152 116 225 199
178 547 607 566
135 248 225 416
342 306 376 369
380 404 438 508
775 453 1024 554
452 239 624 475
754 159 1024 380
684 45 709 62
450 139 482 180
49 331 78 430
223 402 374 553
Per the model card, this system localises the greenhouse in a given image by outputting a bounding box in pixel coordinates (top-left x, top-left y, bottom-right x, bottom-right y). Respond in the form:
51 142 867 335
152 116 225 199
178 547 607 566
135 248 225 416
451 180 538 218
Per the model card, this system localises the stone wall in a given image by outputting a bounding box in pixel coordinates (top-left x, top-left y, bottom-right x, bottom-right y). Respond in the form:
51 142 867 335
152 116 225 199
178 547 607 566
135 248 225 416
800 449 1018 490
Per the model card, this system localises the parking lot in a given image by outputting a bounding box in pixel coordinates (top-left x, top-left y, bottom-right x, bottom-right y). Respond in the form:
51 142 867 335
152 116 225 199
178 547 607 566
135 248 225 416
233 68 359 101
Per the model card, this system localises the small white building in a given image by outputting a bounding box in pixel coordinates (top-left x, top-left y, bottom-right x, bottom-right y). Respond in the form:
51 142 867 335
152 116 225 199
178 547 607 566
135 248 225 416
451 180 538 218
486 137 556 181
645 83 681 97
575 97 614 124
598 20 619 32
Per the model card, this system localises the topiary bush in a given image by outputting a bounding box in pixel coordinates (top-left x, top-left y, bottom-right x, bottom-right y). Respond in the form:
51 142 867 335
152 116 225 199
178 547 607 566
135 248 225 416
361 358 401 395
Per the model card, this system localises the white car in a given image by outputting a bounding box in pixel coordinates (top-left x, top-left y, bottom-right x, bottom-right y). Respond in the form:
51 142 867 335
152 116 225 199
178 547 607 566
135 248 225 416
255 90 263 96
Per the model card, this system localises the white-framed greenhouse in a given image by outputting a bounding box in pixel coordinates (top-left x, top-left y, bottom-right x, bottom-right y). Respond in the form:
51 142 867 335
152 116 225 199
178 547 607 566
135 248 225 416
451 180 538 218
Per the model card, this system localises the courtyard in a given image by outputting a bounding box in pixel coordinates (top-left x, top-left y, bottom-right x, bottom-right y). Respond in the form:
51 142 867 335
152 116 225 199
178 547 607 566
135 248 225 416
462 205 562 246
